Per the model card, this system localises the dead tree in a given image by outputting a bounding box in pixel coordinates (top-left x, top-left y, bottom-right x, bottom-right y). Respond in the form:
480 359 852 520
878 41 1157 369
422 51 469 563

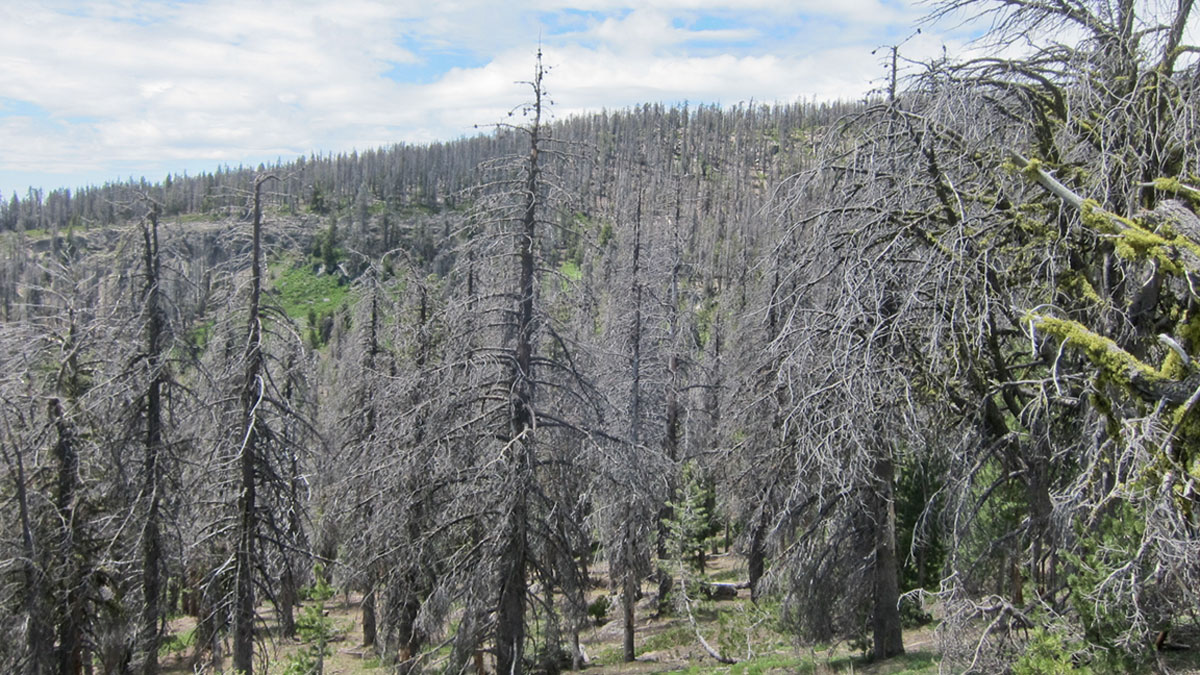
135 199 168 675
176 173 315 674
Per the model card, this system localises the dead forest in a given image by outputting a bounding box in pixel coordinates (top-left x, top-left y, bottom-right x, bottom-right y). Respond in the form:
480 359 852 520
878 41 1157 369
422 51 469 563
2 1 1200 673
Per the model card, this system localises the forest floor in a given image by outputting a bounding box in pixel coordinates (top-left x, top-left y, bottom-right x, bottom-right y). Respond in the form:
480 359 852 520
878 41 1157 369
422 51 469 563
159 552 942 674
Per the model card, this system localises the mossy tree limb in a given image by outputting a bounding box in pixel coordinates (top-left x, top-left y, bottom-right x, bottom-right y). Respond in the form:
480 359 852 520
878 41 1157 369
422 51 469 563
1031 315 1200 405
1011 152 1200 276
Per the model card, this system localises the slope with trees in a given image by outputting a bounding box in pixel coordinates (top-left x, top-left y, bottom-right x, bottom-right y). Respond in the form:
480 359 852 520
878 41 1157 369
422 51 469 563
0 9 1197 671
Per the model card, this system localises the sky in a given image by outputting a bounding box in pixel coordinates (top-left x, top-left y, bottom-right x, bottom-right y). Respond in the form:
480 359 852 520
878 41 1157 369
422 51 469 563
0 0 975 195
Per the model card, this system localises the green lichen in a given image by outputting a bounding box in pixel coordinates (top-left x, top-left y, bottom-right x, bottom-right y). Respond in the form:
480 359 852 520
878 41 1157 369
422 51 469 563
1020 157 1044 181
1013 210 1055 238
1149 177 1200 209
1059 270 1105 306
1033 315 1160 387
1157 314 1200 379
1160 349 1188 380
1169 408 1200 516
1170 401 1193 430
1114 230 1184 275
911 223 956 260
1168 233 1200 258
1079 198 1200 275
1178 313 1200 347
1080 199 1138 234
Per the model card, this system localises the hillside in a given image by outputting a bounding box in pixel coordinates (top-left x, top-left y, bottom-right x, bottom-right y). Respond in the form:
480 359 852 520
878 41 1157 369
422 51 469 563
2 4 1200 674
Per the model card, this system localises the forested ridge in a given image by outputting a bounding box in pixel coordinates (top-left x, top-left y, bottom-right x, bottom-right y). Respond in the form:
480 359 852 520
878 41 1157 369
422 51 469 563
2 2 1199 673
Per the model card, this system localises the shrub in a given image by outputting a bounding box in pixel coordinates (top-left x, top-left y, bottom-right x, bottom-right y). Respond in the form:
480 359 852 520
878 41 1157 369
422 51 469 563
588 595 611 626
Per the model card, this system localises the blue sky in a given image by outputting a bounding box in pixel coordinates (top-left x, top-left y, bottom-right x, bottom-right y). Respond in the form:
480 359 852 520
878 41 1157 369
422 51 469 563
0 0 969 195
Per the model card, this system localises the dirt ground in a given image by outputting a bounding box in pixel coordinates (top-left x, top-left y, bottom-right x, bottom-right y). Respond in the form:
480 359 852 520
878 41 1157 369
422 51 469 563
160 552 940 674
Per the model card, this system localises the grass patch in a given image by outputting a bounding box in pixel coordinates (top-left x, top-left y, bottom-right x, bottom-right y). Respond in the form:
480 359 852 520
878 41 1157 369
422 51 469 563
159 626 195 656
560 260 582 281
270 260 349 321
674 649 938 675
184 319 214 352
592 645 624 665
734 654 810 673
678 653 809 674
641 624 696 653
171 212 215 224
887 650 939 674
816 649 939 675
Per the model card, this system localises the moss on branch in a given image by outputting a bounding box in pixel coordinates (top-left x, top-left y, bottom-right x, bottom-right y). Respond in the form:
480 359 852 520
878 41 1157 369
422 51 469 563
1032 315 1161 388
1148 177 1200 209
1078 199 1200 275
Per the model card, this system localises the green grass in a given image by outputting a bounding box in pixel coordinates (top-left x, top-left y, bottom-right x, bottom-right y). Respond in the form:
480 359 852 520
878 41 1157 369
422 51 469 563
888 651 940 674
592 645 624 665
672 649 938 675
675 653 808 674
641 624 697 653
270 260 349 321
559 260 583 288
159 626 196 656
5 226 51 239
184 319 214 351
171 212 216 224
817 649 939 675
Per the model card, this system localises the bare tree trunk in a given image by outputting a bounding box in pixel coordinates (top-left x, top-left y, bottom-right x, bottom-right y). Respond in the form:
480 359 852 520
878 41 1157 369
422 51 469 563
233 175 274 675
624 196 643 663
3 438 52 673
278 446 303 641
233 400 258 674
539 580 563 674
51 398 85 675
871 453 904 661
139 206 165 675
622 550 636 662
392 570 425 674
496 491 529 675
656 180 686 613
495 51 544 675
747 518 766 603
1026 441 1053 600
655 361 681 612
362 587 376 649
278 562 297 639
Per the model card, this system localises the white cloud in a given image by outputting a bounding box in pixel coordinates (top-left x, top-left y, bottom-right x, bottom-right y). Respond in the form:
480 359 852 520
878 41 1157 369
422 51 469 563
0 0 962 193
579 8 758 54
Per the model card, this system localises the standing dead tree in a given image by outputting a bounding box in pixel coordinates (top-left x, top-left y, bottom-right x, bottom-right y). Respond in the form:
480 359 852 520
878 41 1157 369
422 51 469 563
330 51 605 675
464 50 602 674
328 256 452 672
131 196 170 675
591 163 670 663
183 173 315 674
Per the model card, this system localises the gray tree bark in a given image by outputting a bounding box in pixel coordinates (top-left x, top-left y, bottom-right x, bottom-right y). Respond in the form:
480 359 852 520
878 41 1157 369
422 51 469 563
136 202 166 675
871 454 904 660
232 174 276 674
